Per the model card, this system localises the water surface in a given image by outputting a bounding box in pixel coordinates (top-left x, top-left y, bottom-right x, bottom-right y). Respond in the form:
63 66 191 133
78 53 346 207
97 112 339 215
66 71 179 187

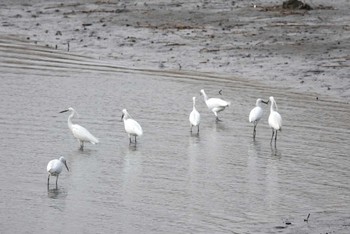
0 38 349 233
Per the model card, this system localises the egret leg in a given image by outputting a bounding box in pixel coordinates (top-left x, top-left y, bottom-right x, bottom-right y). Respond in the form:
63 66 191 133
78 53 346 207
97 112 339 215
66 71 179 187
190 125 193 133
79 141 84 151
270 129 275 144
214 112 222 122
253 123 257 138
197 125 200 134
135 136 137 143
47 175 50 186
55 175 59 188
275 131 278 142
129 137 132 144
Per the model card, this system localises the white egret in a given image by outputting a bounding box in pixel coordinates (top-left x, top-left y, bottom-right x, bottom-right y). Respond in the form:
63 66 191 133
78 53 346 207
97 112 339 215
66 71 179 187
200 89 230 121
47 156 69 188
268 96 282 143
121 109 143 144
189 96 200 133
59 107 99 150
249 98 268 138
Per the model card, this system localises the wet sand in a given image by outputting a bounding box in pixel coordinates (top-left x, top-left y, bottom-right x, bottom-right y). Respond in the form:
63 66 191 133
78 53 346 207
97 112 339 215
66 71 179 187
0 0 349 101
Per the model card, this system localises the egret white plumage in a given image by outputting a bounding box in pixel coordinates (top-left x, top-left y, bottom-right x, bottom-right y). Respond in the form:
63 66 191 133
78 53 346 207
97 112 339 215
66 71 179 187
47 156 69 187
200 89 230 121
189 96 200 133
59 107 99 150
268 96 282 143
249 98 268 138
121 109 143 144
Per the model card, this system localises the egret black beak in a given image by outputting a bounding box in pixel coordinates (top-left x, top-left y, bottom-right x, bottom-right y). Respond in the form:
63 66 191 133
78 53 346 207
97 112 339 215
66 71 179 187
65 162 69 171
121 114 124 121
59 109 69 113
262 100 269 104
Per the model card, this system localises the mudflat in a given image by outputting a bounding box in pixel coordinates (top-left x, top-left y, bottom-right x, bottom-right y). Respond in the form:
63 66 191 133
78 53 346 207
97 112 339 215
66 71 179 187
0 0 349 100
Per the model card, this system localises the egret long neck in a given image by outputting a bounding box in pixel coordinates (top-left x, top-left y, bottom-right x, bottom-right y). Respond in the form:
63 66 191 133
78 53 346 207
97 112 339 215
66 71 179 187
193 99 196 110
202 92 208 102
256 100 261 107
123 113 130 121
67 111 75 130
270 100 277 112
270 102 273 112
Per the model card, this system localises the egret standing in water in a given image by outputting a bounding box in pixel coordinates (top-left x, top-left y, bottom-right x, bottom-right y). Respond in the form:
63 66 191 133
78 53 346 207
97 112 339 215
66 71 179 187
249 98 268 138
121 109 143 144
268 96 282 144
200 89 230 121
47 156 69 188
59 107 99 150
189 96 200 133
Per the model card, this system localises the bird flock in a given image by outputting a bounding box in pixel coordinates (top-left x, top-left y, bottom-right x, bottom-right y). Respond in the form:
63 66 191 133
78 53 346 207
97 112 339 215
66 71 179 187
249 96 283 142
47 89 283 188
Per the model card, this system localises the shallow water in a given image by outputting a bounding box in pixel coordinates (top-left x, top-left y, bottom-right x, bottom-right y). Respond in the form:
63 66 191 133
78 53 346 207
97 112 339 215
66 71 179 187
0 38 350 233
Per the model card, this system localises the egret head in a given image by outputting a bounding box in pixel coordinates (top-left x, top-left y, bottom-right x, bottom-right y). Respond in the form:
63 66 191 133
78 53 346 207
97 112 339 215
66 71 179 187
59 107 80 118
59 109 68 113
200 89 205 95
257 98 268 105
59 107 74 113
121 109 128 121
59 157 69 171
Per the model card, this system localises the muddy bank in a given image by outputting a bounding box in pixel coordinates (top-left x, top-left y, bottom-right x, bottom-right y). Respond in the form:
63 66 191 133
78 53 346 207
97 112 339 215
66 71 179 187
0 0 349 101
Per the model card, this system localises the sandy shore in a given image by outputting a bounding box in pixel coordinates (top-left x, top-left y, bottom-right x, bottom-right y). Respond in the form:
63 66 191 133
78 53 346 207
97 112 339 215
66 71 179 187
1 0 349 101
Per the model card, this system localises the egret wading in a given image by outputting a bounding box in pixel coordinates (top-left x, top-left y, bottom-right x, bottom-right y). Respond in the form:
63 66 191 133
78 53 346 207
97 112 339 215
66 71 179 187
200 89 230 121
189 96 200 133
47 156 69 188
59 107 99 150
268 96 282 144
249 98 268 138
121 109 143 144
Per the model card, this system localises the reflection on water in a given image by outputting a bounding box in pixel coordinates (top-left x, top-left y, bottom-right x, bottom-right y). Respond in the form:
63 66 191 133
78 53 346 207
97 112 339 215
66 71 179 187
128 144 138 152
189 132 200 142
47 188 60 199
211 121 229 132
270 143 282 158
47 187 68 214
0 39 350 233
47 187 67 200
